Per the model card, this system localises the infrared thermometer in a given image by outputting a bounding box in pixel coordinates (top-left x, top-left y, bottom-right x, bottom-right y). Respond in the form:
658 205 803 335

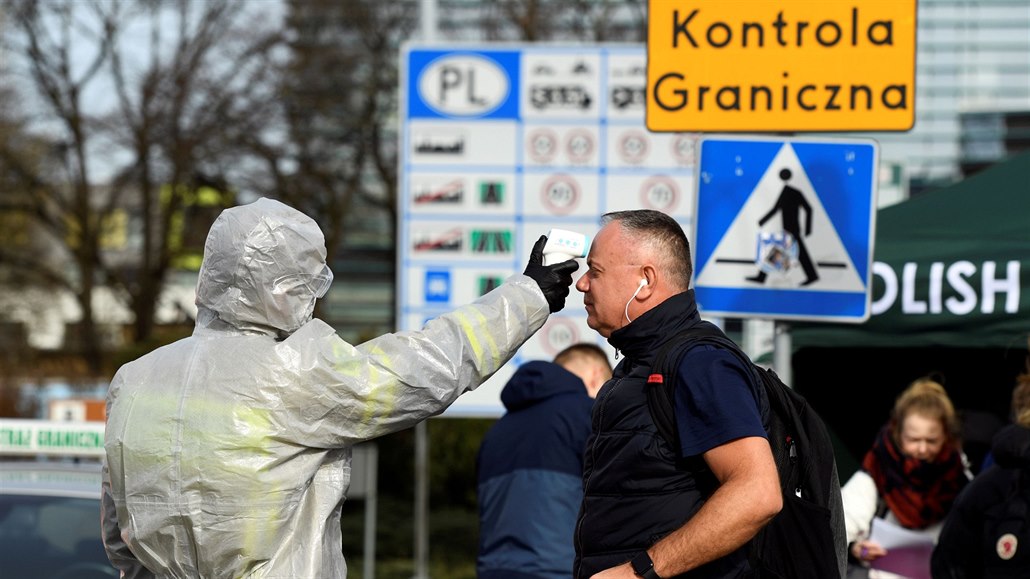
542 228 589 265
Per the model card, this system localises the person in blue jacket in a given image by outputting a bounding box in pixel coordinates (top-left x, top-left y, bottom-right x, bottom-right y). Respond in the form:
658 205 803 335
477 343 613 579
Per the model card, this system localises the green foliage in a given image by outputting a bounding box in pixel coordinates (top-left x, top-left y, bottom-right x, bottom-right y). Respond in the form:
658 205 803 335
344 558 476 579
339 418 499 576
341 495 480 578
368 418 496 507
428 418 495 509
373 429 416 499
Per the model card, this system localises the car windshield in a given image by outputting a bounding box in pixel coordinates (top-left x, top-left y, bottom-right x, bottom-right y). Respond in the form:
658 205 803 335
0 494 115 578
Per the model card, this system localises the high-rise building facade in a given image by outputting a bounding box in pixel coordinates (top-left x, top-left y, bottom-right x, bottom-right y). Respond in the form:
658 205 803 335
830 0 1030 194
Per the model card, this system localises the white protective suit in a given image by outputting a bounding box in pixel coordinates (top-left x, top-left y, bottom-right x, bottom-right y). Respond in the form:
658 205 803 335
101 198 551 578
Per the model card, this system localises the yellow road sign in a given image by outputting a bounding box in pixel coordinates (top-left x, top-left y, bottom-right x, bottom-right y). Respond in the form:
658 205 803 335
647 0 917 132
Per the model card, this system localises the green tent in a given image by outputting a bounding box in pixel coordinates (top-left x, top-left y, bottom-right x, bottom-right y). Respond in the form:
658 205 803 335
792 150 1030 350
788 152 1030 476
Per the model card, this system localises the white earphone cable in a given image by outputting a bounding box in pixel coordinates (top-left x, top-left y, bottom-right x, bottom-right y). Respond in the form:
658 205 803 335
624 279 646 324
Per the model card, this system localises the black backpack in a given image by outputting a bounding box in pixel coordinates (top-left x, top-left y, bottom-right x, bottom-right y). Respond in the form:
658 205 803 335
646 323 847 579
981 471 1030 578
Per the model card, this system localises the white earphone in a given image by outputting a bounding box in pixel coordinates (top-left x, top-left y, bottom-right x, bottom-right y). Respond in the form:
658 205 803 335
626 278 649 323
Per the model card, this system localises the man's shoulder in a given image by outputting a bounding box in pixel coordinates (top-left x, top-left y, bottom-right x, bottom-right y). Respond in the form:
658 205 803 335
669 339 767 424
678 341 751 376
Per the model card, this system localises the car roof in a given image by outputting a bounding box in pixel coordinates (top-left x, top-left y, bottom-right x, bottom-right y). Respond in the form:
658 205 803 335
0 460 102 499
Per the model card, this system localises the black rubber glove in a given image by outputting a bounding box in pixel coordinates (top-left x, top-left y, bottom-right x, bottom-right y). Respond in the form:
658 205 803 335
523 235 580 313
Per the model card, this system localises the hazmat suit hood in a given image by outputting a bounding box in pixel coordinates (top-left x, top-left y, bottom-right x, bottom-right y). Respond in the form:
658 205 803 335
195 197 333 337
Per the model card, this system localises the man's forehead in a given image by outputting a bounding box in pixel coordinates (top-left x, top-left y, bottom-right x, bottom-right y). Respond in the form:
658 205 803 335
594 222 624 245
587 227 616 256
589 231 636 266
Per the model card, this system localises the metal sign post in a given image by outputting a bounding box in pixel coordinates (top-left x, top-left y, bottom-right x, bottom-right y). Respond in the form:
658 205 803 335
349 443 380 579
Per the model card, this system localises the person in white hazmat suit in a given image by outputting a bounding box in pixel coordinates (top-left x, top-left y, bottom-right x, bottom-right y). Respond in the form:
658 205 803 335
101 197 579 578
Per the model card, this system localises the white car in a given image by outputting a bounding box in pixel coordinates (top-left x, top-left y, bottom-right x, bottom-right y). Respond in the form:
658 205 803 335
0 460 117 579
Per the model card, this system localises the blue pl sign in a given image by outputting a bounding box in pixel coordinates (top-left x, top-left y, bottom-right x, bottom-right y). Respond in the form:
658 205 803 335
693 136 879 322
407 50 520 120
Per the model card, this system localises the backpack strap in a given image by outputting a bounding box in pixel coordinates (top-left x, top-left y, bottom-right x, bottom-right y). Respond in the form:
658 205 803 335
645 323 768 573
648 324 848 578
646 322 760 452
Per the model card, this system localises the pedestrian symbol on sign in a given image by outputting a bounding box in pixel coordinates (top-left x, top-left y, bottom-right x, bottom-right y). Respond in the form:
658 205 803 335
694 139 872 297
745 168 819 287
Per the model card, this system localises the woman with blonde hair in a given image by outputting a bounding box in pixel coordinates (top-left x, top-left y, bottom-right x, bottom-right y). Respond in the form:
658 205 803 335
843 376 972 577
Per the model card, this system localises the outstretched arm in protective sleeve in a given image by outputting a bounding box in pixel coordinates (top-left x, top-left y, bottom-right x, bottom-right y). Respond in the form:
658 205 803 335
276 235 580 448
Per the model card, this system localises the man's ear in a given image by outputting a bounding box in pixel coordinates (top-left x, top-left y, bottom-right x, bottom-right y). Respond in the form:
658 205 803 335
638 265 658 296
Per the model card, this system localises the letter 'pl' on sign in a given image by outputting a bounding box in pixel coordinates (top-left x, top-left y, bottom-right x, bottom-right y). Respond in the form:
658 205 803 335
646 0 917 132
418 54 511 117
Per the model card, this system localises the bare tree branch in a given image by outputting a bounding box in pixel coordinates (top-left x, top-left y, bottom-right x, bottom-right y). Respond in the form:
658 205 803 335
1 0 285 375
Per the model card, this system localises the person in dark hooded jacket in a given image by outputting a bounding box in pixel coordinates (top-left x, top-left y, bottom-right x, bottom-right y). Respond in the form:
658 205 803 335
477 343 612 579
931 374 1030 579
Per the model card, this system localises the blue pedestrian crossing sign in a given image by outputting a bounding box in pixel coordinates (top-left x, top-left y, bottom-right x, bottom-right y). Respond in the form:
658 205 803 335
693 136 879 322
